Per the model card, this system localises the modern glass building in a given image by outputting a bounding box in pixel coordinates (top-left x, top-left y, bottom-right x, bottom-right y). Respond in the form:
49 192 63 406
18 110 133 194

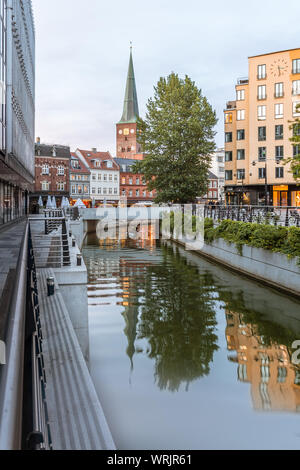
0 0 35 226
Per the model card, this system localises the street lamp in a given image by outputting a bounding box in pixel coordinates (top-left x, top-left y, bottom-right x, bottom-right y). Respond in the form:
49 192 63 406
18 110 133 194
252 158 281 206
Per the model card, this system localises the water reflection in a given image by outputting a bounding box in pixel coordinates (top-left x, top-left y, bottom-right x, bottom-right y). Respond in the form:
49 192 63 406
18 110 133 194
225 310 300 412
83 231 300 449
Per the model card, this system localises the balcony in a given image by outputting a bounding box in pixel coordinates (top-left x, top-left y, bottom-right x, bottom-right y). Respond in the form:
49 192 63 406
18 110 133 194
237 77 249 85
226 101 236 110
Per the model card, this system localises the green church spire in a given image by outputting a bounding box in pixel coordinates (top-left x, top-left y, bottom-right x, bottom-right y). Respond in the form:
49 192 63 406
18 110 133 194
119 46 140 124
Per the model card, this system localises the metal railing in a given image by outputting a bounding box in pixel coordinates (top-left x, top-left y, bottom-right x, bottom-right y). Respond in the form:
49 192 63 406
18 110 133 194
0 222 51 450
204 205 300 227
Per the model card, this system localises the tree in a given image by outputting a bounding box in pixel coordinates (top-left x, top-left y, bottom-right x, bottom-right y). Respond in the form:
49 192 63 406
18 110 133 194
134 73 218 204
285 103 300 183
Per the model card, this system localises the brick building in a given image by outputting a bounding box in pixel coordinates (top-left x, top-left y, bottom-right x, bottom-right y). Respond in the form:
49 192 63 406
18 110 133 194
116 49 155 205
114 158 154 204
198 171 219 203
30 141 71 211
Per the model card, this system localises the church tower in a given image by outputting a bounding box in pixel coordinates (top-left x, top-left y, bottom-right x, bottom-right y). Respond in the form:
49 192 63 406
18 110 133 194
116 48 143 160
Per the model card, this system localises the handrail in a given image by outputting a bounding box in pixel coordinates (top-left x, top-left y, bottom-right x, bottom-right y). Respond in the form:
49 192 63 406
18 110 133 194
0 222 29 450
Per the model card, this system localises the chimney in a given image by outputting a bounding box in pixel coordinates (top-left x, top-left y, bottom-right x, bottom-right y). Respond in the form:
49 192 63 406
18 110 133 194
36 137 41 144
92 147 97 153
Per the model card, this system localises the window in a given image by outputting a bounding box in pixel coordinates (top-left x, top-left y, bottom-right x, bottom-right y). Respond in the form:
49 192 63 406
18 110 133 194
136 178 140 185
103 174 107 181
275 146 284 160
293 59 300 74
257 64 266 79
225 170 233 181
293 124 300 137
95 160 101 167
122 189 126 196
41 181 49 191
57 166 64 176
237 110 245 121
114 174 118 182
42 164 49 175
98 174 101 181
275 125 284 140
276 167 284 178
275 103 283 118
129 190 133 197
275 82 284 98
258 126 266 141
237 149 245 160
258 168 266 179
92 187 96 194
143 190 147 197
71 185 76 194
103 188 107 195
277 367 287 384
92 174 96 181
208 191 213 199
292 80 300 95
78 186 82 195
122 177 126 184
225 151 233 162
114 188 118 195
98 188 101 195
109 174 113 182
236 89 245 101
293 102 300 116
237 129 245 140
225 132 232 143
258 85 266 100
129 178 133 185
107 160 113 168
258 147 266 161
57 182 64 191
225 113 233 123
293 145 300 158
109 188 112 195
258 105 266 120
136 190 140 197
237 169 245 180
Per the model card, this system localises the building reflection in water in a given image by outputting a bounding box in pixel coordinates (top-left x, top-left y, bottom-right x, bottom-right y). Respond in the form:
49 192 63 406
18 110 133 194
225 311 300 412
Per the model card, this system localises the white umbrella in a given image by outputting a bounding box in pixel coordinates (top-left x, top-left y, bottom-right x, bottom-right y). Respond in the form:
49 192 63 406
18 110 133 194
38 196 43 207
61 196 66 208
74 198 86 208
52 196 57 209
46 196 52 209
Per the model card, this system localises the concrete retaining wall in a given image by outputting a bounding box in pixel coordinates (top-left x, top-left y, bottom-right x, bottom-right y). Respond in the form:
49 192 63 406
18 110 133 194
166 232 300 297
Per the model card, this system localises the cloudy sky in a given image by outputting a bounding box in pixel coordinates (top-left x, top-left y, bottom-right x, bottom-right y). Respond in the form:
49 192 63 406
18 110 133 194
32 0 300 154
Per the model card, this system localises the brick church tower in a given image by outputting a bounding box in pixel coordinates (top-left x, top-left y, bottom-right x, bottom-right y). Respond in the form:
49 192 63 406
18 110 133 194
116 48 143 160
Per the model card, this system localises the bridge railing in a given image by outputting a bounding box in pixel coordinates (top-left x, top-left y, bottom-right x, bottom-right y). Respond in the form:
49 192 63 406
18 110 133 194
203 205 300 228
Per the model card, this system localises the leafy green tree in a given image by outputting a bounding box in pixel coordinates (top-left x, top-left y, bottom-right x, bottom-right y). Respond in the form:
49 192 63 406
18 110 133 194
285 103 300 183
134 73 217 204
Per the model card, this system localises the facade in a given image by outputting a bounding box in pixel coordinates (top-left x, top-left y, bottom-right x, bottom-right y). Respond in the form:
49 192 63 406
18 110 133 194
224 48 300 206
210 148 225 202
70 153 90 206
116 49 155 205
114 158 154 204
76 149 120 205
200 171 219 203
0 0 35 226
31 141 71 211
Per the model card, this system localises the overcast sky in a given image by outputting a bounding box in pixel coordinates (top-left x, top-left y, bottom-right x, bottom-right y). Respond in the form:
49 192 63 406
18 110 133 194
32 0 300 154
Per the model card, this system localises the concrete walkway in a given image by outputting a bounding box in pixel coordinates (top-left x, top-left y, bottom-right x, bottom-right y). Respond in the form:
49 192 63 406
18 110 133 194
0 220 26 304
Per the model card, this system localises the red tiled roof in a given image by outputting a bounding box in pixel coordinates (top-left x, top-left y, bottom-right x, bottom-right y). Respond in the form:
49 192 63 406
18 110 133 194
70 153 90 174
77 150 119 171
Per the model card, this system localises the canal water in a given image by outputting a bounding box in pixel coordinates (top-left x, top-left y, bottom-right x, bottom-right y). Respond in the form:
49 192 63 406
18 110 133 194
82 233 300 450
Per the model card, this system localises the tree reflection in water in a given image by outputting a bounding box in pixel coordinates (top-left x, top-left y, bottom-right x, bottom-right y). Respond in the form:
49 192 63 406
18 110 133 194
124 245 219 392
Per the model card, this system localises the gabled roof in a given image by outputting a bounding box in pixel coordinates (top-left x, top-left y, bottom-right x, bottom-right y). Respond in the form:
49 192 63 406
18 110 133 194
208 170 218 180
70 153 90 174
119 49 140 124
76 149 119 171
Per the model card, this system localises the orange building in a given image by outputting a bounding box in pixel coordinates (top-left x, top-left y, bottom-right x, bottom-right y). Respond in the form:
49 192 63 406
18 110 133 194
224 48 300 206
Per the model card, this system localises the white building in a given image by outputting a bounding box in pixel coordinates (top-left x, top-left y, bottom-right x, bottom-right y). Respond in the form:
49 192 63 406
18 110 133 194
75 149 120 205
210 148 225 202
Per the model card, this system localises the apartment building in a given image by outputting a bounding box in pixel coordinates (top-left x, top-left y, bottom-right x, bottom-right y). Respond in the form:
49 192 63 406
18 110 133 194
210 148 225 201
76 149 120 205
0 0 35 225
224 48 300 207
70 153 90 206
31 141 71 210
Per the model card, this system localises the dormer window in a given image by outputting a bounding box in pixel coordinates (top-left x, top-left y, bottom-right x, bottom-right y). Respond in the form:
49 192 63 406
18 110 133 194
94 160 101 168
107 160 113 168
52 146 56 157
